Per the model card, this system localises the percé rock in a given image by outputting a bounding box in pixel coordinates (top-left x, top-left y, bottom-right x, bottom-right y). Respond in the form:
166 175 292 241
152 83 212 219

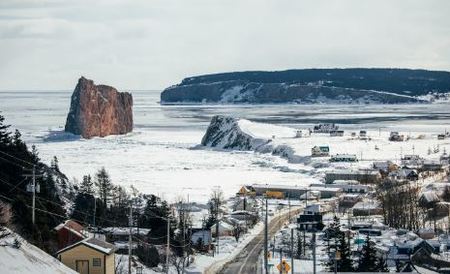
161 68 450 104
65 77 133 138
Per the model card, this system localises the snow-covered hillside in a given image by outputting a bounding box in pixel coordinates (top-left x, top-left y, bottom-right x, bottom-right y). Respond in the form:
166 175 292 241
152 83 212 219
0 228 77 274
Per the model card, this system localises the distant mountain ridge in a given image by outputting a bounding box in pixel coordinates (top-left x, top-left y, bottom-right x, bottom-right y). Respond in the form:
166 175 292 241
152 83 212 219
160 68 450 104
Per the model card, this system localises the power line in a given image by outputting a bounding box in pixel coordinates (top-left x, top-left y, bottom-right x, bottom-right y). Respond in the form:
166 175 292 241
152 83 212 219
0 155 27 169
0 150 34 167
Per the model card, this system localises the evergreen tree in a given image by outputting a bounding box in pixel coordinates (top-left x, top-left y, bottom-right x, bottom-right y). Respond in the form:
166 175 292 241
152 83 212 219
95 167 113 207
357 235 378 272
50 156 60 172
139 195 172 244
80 175 94 195
0 114 11 143
336 231 354 272
443 186 450 202
327 215 341 251
376 255 389 272
296 231 303 259
325 216 342 271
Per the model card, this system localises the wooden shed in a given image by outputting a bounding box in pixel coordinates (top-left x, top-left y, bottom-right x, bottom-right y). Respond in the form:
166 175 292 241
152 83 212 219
57 237 116 274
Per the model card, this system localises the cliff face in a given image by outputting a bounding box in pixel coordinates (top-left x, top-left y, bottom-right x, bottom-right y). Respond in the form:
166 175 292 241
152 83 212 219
200 115 305 163
65 77 133 138
201 115 269 150
160 68 450 104
162 81 424 104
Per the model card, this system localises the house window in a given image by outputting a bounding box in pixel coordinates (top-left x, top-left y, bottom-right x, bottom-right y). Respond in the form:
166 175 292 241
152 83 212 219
93 258 101 267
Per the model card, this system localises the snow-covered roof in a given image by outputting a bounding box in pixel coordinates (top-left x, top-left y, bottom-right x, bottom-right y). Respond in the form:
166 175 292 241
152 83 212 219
251 183 307 191
326 169 380 175
352 200 380 210
57 237 116 255
102 227 150 236
420 191 440 203
0 228 78 274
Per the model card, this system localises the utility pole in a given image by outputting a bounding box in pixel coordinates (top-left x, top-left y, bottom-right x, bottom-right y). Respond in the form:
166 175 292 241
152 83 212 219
290 228 294 274
288 193 291 222
31 165 36 225
264 196 269 274
215 198 220 255
279 247 283 274
166 217 170 274
128 203 132 274
312 232 317 274
24 164 42 226
93 196 96 227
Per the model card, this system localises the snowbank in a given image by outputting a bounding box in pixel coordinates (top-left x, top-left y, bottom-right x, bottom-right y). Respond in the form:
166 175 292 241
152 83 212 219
0 228 77 274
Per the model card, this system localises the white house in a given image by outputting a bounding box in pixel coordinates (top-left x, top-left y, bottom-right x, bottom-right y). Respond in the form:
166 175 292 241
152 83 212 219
311 146 330 157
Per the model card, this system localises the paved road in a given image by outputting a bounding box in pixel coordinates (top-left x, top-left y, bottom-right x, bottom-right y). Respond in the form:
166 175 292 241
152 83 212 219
220 208 301 274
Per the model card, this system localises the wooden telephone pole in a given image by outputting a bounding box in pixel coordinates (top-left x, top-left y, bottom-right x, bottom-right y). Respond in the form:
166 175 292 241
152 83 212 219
23 165 42 225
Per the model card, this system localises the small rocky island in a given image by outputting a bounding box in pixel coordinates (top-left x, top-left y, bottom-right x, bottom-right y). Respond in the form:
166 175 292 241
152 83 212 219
64 77 133 139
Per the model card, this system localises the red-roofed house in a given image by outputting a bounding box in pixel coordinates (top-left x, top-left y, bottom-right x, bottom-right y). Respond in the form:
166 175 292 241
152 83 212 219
54 220 88 249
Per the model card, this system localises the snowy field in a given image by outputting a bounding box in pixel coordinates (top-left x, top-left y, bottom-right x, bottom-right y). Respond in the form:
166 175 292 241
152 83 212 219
2 90 450 203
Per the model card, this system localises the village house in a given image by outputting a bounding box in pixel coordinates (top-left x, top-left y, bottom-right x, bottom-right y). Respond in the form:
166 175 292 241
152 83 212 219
325 169 381 184
373 160 398 174
359 130 367 138
401 154 424 168
297 204 324 231
422 160 445 171
54 220 89 250
57 237 116 274
211 221 234 237
190 229 212 251
440 152 450 165
310 182 369 194
229 210 258 222
311 145 330 157
236 185 256 197
101 227 150 253
309 186 342 198
330 130 344 137
251 184 307 199
330 154 358 162
352 200 383 216
313 123 338 133
339 193 361 207
303 204 329 215
388 168 419 181
389 131 405 141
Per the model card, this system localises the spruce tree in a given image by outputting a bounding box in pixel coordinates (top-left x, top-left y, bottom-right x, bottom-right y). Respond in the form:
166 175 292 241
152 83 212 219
95 167 113 207
357 235 378 272
80 175 94 195
0 114 11 143
325 216 342 271
296 231 303 259
376 255 389 272
336 231 354 272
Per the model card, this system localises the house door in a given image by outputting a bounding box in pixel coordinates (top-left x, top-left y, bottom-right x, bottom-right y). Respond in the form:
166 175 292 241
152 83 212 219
76 260 89 274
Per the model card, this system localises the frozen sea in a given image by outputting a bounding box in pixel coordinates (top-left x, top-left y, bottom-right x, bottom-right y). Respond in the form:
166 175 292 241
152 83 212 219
1 90 450 202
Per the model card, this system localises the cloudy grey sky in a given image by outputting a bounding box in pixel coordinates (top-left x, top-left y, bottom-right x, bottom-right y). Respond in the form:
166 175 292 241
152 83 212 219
0 0 449 90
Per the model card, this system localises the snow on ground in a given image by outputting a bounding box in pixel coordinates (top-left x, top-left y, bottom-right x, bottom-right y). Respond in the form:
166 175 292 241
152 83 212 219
0 228 77 274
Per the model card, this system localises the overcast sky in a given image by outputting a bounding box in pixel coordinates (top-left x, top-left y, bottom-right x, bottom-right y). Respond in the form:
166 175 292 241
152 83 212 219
0 0 449 90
